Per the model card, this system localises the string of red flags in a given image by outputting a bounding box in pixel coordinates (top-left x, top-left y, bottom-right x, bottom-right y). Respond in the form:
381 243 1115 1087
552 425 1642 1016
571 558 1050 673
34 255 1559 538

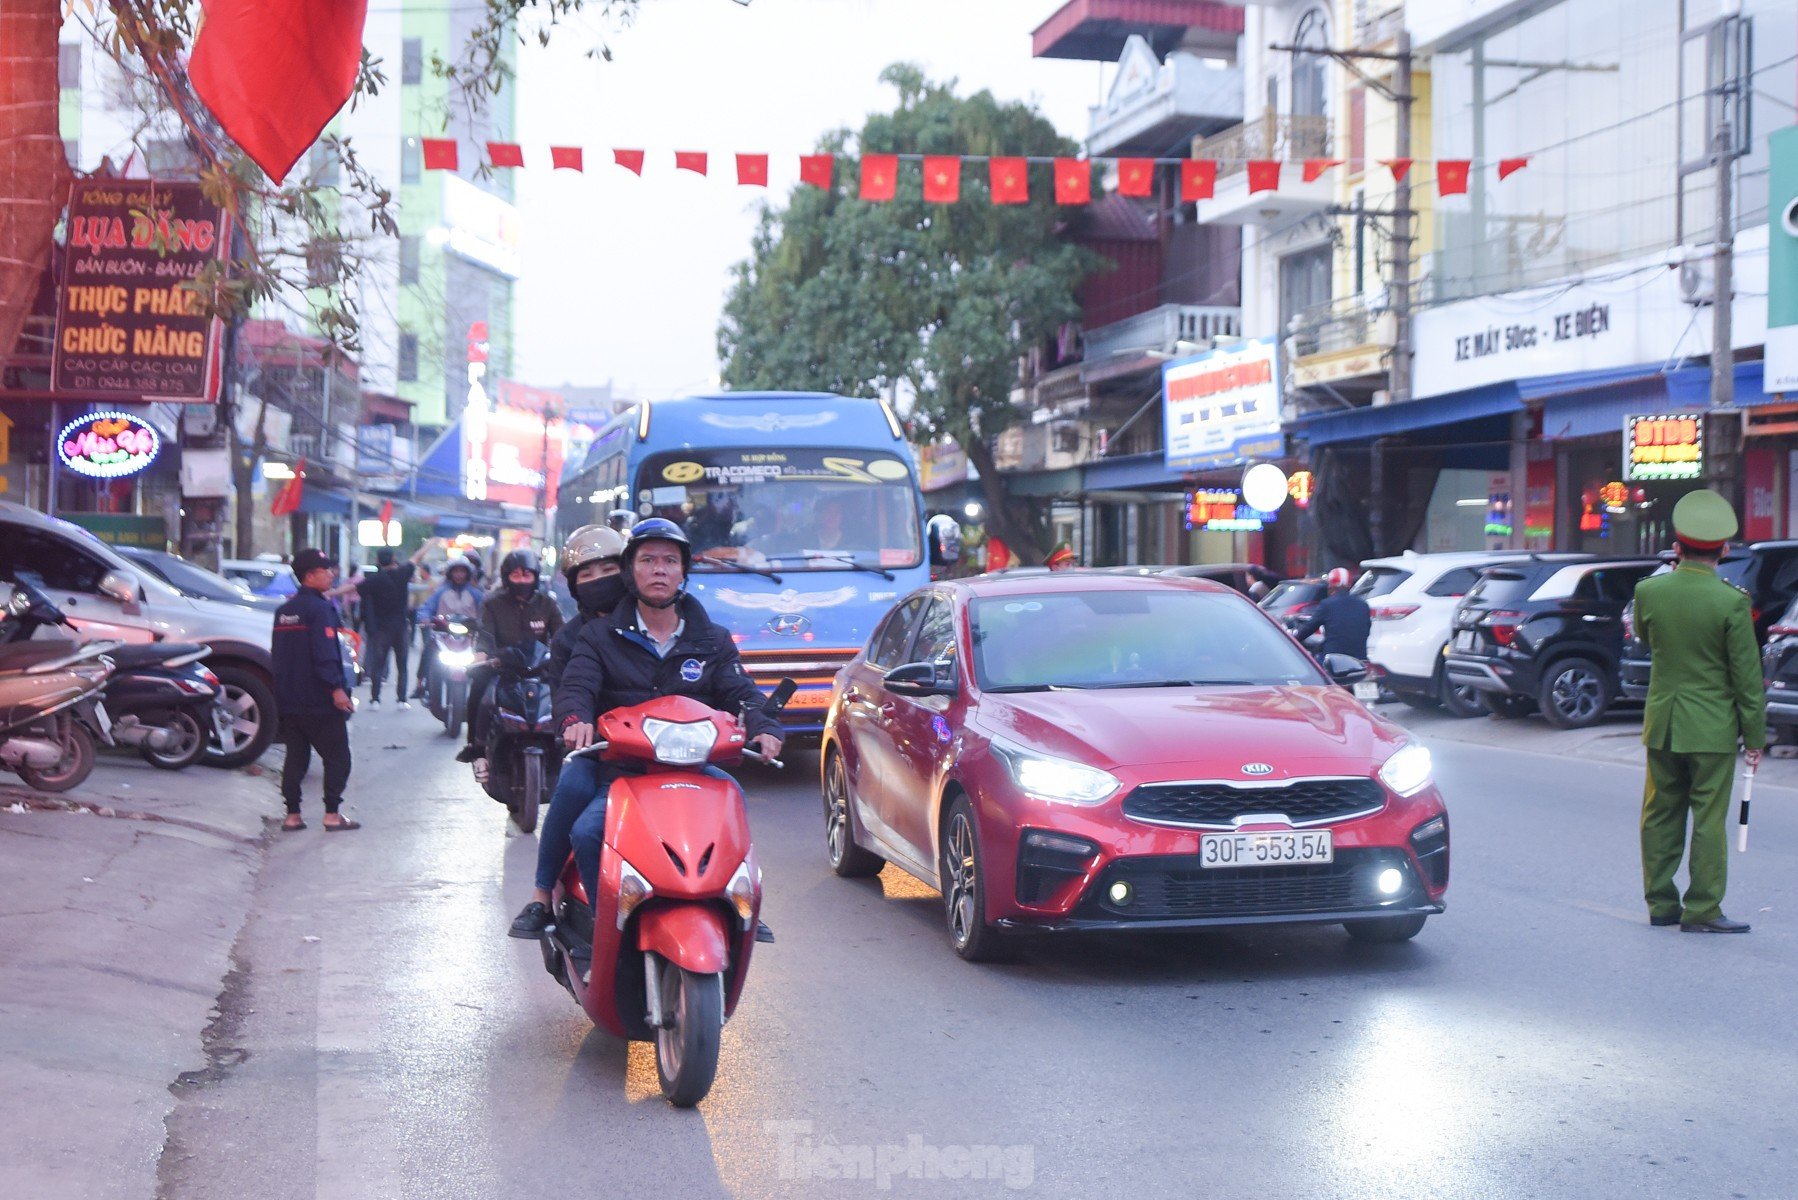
415 140 1529 203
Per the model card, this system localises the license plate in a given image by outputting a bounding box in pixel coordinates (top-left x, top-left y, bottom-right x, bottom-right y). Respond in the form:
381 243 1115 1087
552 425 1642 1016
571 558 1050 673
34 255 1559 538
1200 830 1333 868
1353 681 1381 701
1453 630 1477 652
783 689 831 709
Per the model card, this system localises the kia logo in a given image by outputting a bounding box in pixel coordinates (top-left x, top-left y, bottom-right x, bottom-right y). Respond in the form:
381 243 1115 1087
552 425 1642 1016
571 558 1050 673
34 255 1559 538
1241 763 1275 776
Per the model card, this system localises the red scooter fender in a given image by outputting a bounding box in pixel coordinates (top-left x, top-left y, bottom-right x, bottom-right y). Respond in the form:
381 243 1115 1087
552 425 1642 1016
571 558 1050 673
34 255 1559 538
637 904 731 974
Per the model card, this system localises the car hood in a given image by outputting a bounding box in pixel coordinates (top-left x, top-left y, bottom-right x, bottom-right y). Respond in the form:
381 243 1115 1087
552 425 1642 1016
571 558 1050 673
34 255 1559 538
975 684 1411 777
157 594 275 648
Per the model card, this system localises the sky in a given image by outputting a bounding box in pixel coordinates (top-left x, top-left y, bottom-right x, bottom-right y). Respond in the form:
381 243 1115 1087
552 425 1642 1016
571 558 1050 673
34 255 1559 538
512 0 1105 400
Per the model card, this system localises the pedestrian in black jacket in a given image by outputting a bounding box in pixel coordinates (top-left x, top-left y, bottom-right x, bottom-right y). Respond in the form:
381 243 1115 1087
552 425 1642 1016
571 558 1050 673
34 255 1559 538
356 544 426 708
1293 567 1372 661
271 549 359 831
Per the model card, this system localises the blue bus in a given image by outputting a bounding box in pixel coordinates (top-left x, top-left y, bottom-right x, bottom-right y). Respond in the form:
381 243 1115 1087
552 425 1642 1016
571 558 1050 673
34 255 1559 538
556 392 933 733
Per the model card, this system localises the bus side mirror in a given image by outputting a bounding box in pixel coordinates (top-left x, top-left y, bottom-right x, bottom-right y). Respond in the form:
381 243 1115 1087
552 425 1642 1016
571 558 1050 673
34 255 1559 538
927 514 962 566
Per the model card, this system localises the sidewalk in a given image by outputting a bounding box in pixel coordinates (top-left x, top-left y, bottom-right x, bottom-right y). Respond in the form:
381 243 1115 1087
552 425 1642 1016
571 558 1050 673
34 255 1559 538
0 754 279 1200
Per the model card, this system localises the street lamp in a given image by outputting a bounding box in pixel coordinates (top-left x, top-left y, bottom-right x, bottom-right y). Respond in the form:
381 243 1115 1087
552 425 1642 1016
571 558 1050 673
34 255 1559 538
964 501 983 520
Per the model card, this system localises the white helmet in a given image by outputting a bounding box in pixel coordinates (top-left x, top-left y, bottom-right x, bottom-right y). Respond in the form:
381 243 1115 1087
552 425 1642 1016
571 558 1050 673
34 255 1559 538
562 523 629 584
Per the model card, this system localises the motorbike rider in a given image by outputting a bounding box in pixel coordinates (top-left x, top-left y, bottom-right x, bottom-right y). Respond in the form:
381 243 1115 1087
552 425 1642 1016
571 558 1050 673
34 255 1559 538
413 555 484 699
506 524 632 937
456 548 564 783
508 518 783 934
1292 567 1372 661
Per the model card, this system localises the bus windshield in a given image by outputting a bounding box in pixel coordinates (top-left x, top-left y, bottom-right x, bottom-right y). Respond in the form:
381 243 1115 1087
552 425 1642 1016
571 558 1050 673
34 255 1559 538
637 448 922 572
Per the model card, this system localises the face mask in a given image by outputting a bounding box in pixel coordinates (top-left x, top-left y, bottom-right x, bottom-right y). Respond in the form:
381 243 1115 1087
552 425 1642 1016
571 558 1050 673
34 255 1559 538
575 574 627 615
507 578 537 600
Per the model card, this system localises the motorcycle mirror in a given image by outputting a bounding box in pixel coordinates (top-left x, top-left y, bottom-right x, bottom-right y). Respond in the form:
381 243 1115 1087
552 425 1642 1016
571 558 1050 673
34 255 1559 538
1321 653 1370 686
765 678 799 715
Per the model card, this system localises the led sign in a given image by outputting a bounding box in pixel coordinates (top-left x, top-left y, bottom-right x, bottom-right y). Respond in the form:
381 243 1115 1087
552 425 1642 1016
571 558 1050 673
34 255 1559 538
58 410 160 478
1625 414 1702 482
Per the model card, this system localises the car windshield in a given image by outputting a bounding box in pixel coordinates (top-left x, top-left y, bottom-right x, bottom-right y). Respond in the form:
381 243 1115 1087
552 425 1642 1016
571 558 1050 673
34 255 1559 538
1352 567 1409 598
970 589 1323 691
1262 580 1322 608
637 448 921 572
139 553 253 602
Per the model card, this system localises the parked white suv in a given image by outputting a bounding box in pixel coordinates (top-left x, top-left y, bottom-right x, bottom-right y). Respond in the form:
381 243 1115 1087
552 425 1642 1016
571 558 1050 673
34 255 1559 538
1354 550 1588 717
0 502 278 767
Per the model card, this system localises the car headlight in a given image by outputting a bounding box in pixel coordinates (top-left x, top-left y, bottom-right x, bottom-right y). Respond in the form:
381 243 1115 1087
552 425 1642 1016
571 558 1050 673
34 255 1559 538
641 717 719 766
1379 742 1433 796
991 737 1119 806
726 858 759 930
438 648 476 668
616 856 654 929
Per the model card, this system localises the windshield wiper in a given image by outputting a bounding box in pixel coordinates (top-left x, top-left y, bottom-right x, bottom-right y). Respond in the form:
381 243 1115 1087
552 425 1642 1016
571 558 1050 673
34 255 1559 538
798 552 895 581
984 683 1089 693
1085 679 1265 690
694 554 782 583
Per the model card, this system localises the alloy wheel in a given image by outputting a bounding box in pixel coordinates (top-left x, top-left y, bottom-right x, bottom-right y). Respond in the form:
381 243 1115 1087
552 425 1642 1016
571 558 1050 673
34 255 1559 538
825 759 848 865
945 813 978 949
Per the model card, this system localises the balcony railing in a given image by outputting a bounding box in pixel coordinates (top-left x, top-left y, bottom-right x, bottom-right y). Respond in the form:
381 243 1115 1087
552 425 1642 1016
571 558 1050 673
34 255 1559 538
1083 303 1243 361
1286 296 1393 359
1193 113 1331 180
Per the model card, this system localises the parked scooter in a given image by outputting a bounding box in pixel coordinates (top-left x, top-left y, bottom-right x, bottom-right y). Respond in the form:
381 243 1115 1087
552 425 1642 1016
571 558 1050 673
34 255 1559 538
537 681 795 1107
0 576 118 792
424 616 476 738
475 642 560 834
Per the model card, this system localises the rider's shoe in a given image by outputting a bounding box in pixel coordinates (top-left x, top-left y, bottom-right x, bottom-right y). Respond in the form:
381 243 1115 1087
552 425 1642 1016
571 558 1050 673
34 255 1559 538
509 901 553 939
454 744 480 763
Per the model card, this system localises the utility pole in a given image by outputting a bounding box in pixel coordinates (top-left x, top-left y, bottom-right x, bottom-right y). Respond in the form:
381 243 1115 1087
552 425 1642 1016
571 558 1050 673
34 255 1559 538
1710 47 1736 409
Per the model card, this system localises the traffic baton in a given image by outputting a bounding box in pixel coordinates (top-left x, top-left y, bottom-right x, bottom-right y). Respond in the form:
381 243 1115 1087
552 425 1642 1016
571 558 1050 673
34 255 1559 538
1737 759 1757 853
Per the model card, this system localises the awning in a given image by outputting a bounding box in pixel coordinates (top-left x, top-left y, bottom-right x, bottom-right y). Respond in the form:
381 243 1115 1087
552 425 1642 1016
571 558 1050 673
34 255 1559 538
1003 466 1084 498
1082 451 1188 491
1534 369 1678 441
1665 360 1784 410
1294 382 1521 447
296 487 352 516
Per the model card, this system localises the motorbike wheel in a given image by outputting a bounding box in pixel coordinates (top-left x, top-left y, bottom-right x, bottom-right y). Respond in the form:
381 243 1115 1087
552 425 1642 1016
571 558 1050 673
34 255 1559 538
654 961 723 1108
514 752 543 834
444 679 465 740
823 751 884 878
204 666 277 769
20 721 97 794
140 709 208 771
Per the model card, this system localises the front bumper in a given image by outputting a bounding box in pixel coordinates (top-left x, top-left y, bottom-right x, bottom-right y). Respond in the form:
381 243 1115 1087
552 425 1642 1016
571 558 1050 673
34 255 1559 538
1619 656 1650 702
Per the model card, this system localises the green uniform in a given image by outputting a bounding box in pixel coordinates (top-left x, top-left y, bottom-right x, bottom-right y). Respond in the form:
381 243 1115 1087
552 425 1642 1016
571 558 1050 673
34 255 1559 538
1634 562 1767 923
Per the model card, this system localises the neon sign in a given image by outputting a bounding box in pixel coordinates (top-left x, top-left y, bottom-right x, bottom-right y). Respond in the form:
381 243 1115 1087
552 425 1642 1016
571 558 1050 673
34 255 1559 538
58 411 161 479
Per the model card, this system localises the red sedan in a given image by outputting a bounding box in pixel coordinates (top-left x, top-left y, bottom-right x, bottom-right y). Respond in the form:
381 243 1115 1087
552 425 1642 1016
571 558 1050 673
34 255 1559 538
819 574 1449 960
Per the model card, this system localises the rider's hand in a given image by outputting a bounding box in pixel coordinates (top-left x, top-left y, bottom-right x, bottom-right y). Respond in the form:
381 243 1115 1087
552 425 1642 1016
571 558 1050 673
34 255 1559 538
332 689 353 713
1747 748 1764 769
563 721 595 750
750 733 783 760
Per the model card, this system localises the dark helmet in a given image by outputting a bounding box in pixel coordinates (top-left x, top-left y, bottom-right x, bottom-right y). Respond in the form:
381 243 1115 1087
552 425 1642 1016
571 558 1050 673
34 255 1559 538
624 517 691 574
500 548 541 582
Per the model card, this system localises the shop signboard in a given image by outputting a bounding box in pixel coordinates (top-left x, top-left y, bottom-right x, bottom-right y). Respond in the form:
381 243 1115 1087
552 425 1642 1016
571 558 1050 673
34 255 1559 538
1768 126 1798 392
1183 488 1277 533
57 410 161 478
62 513 167 549
53 179 229 402
1161 337 1283 472
917 442 968 492
441 175 522 280
1623 414 1703 482
463 383 566 508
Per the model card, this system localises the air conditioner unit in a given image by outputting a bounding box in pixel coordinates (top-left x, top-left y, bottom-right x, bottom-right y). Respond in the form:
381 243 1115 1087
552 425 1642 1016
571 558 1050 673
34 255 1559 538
1679 255 1715 305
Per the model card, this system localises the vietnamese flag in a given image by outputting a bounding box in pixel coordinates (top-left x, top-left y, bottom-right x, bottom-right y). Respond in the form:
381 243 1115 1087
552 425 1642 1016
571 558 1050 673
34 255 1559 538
1436 159 1471 195
188 0 370 184
735 153 769 186
1116 159 1154 198
675 151 708 176
923 156 961 203
1053 158 1091 205
378 499 394 528
1381 157 1414 182
1498 156 1530 181
860 154 897 202
486 142 523 168
1247 160 1281 193
421 138 458 171
613 149 645 175
270 459 307 517
550 146 583 171
1302 158 1343 183
1180 159 1217 201
800 154 834 189
989 157 1028 204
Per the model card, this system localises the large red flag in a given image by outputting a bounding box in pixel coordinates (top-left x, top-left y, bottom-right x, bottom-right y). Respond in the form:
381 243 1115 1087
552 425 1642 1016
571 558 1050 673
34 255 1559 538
1180 159 1217 202
799 154 835 189
269 459 306 518
189 0 370 184
1053 158 1091 205
377 499 394 529
923 156 961 203
1116 159 1154 198
989 158 1028 204
860 154 898 202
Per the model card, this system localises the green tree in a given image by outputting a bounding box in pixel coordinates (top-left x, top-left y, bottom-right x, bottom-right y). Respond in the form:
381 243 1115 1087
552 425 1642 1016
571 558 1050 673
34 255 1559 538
718 64 1095 563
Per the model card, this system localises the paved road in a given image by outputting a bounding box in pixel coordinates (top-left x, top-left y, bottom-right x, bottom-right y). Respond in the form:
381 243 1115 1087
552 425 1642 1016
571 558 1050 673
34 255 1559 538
157 704 1798 1199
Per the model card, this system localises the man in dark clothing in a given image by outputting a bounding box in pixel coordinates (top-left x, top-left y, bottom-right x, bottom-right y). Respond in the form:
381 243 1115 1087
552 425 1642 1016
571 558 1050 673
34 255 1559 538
356 546 421 708
1293 567 1372 660
456 548 565 777
271 548 359 832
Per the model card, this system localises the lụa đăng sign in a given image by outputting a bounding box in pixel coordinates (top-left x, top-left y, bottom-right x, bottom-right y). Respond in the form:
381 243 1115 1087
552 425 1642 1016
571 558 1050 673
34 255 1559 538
53 179 231 403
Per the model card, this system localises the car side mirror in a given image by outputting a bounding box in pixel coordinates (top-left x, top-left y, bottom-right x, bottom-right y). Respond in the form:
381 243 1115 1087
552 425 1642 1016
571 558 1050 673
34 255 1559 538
885 660 955 696
99 570 142 615
1322 653 1369 685
926 514 963 567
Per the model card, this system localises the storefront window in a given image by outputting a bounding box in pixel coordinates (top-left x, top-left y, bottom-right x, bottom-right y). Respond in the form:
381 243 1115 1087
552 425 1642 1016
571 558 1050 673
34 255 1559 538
1566 441 1696 555
1419 468 1502 551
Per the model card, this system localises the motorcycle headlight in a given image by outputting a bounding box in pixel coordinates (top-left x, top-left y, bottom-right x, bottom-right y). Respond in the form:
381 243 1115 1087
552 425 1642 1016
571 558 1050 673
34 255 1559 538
990 737 1119 806
1379 742 1433 797
447 622 469 636
641 717 718 766
616 856 655 930
726 858 759 930
438 648 476 668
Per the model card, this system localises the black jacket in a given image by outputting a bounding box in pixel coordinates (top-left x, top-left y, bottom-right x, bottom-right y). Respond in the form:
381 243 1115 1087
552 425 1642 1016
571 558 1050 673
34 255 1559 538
476 587 564 657
357 563 414 626
554 593 780 740
1293 590 1372 660
272 587 347 715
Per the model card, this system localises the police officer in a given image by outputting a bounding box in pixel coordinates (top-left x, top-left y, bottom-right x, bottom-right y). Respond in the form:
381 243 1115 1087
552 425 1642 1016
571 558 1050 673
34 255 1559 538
1292 567 1372 660
1635 489 1766 933
271 548 359 832
457 548 564 781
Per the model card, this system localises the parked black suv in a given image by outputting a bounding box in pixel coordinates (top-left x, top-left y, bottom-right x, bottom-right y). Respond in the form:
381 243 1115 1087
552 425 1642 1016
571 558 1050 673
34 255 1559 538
1761 598 1798 740
1619 540 1798 701
1445 557 1660 728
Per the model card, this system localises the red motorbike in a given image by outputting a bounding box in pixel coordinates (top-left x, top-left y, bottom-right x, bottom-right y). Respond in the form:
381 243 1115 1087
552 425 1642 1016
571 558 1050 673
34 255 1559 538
538 681 794 1107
